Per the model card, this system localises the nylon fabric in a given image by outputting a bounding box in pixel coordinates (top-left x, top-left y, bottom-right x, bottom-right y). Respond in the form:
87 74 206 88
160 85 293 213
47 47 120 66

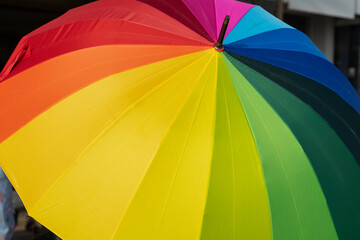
112 50 217 240
223 55 339 240
181 0 217 41
0 45 209 145
223 6 293 45
225 47 360 114
0 0 358 239
29 0 209 42
199 53 271 240
226 28 327 60
225 53 360 240
0 50 214 240
2 19 210 80
138 0 213 42
228 53 360 164
214 0 254 39
0 0 211 81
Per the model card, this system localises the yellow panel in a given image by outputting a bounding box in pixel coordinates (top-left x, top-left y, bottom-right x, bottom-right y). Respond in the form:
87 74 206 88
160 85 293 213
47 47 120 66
112 51 218 240
199 54 272 240
0 50 213 239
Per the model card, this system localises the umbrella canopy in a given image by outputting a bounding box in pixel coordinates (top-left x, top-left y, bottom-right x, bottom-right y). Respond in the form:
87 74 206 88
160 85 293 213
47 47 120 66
0 0 360 239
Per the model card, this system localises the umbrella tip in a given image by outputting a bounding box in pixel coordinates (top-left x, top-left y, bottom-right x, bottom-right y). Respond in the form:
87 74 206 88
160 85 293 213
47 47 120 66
214 15 230 52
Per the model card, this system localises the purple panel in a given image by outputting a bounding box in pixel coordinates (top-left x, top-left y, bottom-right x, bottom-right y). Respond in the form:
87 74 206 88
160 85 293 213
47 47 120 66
138 0 213 42
181 0 218 41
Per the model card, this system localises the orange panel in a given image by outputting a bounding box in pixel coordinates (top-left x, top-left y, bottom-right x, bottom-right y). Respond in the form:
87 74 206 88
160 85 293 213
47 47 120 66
0 45 210 144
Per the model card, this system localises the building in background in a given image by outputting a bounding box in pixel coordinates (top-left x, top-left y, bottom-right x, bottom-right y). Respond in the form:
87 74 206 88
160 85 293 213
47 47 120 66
0 0 359 93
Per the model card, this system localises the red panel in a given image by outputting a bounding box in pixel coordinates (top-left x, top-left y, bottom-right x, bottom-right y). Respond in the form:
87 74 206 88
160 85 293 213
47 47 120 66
2 19 211 80
0 0 211 81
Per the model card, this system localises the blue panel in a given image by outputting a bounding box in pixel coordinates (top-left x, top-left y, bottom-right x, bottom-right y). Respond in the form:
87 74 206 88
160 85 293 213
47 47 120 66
226 28 328 60
225 47 360 114
223 6 293 45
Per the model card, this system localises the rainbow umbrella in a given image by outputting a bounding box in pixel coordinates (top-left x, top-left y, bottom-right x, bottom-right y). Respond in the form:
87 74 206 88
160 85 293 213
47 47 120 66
0 0 359 239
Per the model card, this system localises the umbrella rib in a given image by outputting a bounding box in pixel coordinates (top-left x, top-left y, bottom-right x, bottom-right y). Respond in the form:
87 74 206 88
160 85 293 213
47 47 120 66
139 0 214 42
226 45 328 64
128 11 212 44
33 17 211 47
120 19 211 45
231 75 306 240
180 0 217 41
196 54 218 240
33 4 208 40
0 46 211 148
225 49 360 114
110 51 215 240
222 77 237 240
224 28 291 45
28 51 212 216
225 28 326 59
154 56 215 239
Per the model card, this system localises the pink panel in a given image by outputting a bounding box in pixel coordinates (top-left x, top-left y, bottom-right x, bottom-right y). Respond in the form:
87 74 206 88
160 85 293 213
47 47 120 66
214 0 254 39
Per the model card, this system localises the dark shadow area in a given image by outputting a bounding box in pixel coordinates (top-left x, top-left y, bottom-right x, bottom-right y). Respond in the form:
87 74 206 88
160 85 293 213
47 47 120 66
0 0 95 68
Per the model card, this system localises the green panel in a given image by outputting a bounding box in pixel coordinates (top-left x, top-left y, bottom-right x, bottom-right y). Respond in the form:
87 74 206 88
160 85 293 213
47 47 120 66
224 52 360 240
227 52 360 164
223 54 339 240
200 54 272 240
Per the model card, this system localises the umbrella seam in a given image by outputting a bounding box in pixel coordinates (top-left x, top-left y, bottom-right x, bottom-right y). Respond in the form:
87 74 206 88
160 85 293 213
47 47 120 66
220 54 274 240
109 50 215 239
224 56 307 239
154 56 214 240
225 49 360 114
197 53 218 240
27 50 212 217
180 0 216 42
